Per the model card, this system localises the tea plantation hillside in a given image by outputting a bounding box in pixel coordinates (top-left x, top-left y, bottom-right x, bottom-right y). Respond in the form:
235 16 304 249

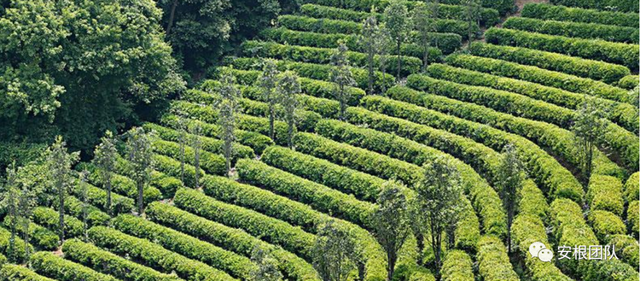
0 0 638 280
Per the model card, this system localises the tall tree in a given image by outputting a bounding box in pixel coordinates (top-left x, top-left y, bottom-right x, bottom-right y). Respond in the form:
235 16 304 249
462 0 481 47
45 136 80 242
190 123 203 188
276 71 301 148
374 181 410 280
412 2 435 71
0 0 184 152
17 180 36 261
330 41 356 121
496 144 526 254
79 170 90 241
93 131 117 216
0 163 20 262
374 26 393 94
125 127 154 216
384 1 412 80
572 98 608 182
258 59 280 140
312 220 358 281
177 117 188 184
360 11 380 95
215 70 242 177
414 155 463 277
250 246 283 281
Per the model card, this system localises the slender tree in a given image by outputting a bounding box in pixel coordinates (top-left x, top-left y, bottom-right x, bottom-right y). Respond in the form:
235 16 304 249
93 130 118 216
384 1 412 79
79 170 90 241
572 98 608 183
215 70 242 177
177 117 188 184
330 40 356 121
17 182 36 262
258 59 281 140
374 181 410 280
190 123 203 188
462 0 481 47
496 144 526 254
412 2 435 71
360 11 380 95
374 26 393 94
125 127 154 216
45 136 80 242
313 220 358 281
276 70 301 148
250 246 283 281
414 155 464 277
1 163 20 262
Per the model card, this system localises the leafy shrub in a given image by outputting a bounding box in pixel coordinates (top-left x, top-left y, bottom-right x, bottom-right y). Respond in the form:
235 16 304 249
587 175 624 216
608 234 640 267
303 0 514 16
146 202 319 281
62 239 182 281
503 17 639 43
549 0 638 13
82 162 163 203
441 250 474 281
31 251 118 281
0 264 55 281
476 236 519 281
617 75 639 89
0 227 32 262
152 138 226 176
521 3 638 27
468 42 631 84
627 200 639 237
32 207 83 239
484 28 639 70
2 217 58 251
587 210 626 242
112 214 255 280
88 226 236 281
151 153 204 188
624 172 639 202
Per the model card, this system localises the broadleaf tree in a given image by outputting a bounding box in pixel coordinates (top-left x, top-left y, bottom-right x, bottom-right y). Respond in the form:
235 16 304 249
0 163 20 262
215 70 242 177
17 183 35 262
93 131 118 216
250 246 283 281
45 136 80 242
360 11 380 95
258 59 280 140
190 123 203 188
330 41 356 121
412 2 436 71
276 70 301 148
312 220 358 281
414 155 464 277
462 0 481 47
374 180 410 280
571 98 608 183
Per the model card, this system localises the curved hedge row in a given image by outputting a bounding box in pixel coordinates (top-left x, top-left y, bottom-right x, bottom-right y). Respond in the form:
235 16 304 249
259 27 456 56
441 250 474 281
62 239 182 281
608 234 640 268
300 3 499 26
445 54 633 104
152 154 204 188
0 264 55 281
188 180 388 281
587 175 625 216
278 14 476 39
303 0 513 16
617 75 639 90
241 40 426 77
31 252 118 281
144 123 254 163
33 207 84 239
2 217 58 251
425 63 638 134
484 28 639 70
153 138 227 177
406 75 638 171
468 42 631 84
88 226 236 281
146 202 319 281
174 187 316 259
0 228 30 263
72 179 134 215
236 159 377 229
360 93 586 203
503 17 639 44
521 3 638 27
160 115 274 155
311 118 506 239
624 172 639 202
262 145 383 201
587 210 626 243
476 236 519 281
112 215 255 280
82 164 163 203
549 0 639 13
629 200 639 237
227 57 395 92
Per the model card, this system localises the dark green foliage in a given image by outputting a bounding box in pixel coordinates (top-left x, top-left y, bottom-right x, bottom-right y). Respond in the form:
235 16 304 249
503 17 639 44
549 0 638 13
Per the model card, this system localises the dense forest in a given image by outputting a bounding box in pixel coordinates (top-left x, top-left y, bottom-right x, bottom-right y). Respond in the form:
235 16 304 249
0 0 639 280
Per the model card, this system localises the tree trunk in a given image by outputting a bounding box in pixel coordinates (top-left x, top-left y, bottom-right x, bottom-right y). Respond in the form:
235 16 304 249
59 185 65 242
387 251 397 281
434 234 442 277
422 42 430 72
288 122 294 148
415 230 424 265
195 146 201 187
368 41 374 95
22 219 29 262
396 41 402 80
166 0 178 35
106 176 112 216
269 105 275 140
381 59 387 94
180 143 185 184
358 261 366 281
8 203 15 262
137 181 144 216
225 141 232 178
